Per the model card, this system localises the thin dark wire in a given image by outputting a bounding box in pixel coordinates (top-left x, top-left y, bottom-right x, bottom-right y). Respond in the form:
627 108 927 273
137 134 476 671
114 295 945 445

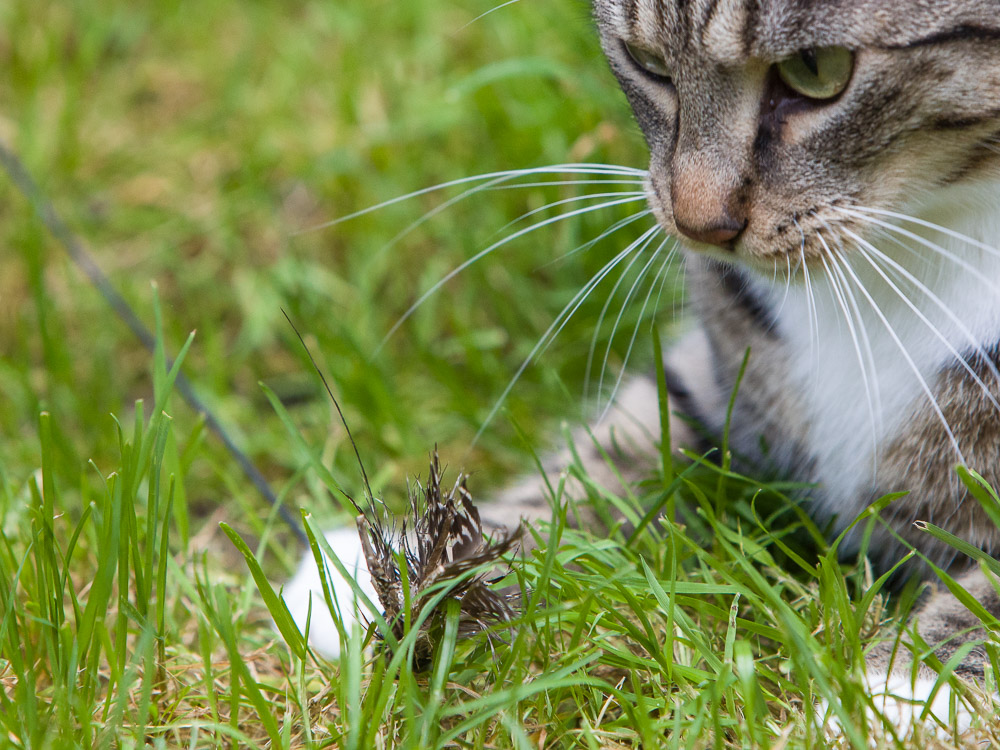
0 139 307 544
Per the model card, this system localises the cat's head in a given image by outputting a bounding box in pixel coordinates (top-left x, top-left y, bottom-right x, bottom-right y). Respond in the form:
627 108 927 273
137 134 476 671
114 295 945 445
593 0 1000 271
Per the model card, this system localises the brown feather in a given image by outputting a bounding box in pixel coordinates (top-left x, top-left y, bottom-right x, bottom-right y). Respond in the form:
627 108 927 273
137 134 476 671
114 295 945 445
355 448 523 668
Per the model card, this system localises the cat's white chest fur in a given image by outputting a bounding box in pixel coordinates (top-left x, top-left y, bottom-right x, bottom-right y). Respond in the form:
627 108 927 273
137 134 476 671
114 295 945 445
755 182 1000 523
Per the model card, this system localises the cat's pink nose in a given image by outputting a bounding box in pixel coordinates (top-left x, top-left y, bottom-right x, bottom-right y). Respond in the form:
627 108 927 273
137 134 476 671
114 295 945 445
670 152 747 249
673 215 744 247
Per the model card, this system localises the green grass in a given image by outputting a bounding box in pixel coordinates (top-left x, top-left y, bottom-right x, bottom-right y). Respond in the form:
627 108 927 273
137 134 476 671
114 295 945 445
1 0 998 747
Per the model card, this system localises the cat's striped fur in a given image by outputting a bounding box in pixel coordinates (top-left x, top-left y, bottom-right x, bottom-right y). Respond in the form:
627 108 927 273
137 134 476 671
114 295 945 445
588 0 1000 728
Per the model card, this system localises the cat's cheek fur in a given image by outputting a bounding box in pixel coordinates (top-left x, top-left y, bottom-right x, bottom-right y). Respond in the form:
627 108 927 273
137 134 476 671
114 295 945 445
282 528 377 659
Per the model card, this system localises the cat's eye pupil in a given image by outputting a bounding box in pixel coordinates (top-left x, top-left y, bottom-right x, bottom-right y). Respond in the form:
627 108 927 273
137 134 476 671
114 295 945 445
623 41 671 81
801 48 819 76
776 46 854 101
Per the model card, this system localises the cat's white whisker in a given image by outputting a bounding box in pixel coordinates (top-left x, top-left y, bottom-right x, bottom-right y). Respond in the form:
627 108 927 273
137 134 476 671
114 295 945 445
492 179 648 191
381 171 553 253
539 210 654 270
832 268 883 429
662 249 688 324
377 193 649 351
499 191 648 235
595 236 670 406
599 239 679 423
382 177 646 258
819 241 882 458
652 238 682 326
584 226 662 400
818 218 892 485
836 246 965 461
832 206 1000 296
458 0 523 31
298 163 647 234
801 260 816 364
841 205 1000 260
840 227 1000 413
472 223 663 445
796 220 821 379
817 218 888 438
770 253 794 320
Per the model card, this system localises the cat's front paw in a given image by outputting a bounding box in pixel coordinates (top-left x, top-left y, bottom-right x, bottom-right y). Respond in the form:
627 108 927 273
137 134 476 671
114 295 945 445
281 527 378 659
818 669 985 741
866 670 978 732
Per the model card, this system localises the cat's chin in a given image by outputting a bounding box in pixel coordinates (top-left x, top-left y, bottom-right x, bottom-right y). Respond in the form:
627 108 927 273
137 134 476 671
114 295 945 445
677 241 808 283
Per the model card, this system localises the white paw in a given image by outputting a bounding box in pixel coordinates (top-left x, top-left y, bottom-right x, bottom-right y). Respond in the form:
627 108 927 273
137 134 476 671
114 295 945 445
866 672 974 732
281 527 379 659
819 671 978 739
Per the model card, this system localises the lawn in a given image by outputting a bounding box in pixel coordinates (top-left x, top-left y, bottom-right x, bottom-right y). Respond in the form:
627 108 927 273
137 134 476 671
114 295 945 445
0 0 997 747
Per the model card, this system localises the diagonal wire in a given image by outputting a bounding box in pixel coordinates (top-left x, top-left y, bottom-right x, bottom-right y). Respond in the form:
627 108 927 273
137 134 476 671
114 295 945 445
0 139 307 543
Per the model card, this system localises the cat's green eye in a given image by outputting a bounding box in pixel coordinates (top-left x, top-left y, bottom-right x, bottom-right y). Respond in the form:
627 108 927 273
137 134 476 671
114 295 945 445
776 46 854 100
623 41 671 81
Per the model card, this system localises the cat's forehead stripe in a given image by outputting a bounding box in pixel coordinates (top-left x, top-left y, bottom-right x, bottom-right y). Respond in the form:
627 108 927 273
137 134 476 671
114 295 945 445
626 0 758 63
699 0 755 63
631 0 669 43
605 0 1000 63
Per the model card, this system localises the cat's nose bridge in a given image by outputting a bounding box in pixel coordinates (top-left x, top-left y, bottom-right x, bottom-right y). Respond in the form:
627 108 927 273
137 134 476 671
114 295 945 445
670 150 748 247
667 69 760 247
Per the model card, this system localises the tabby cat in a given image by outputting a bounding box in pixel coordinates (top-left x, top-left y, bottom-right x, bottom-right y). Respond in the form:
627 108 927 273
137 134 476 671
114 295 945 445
285 0 1000 732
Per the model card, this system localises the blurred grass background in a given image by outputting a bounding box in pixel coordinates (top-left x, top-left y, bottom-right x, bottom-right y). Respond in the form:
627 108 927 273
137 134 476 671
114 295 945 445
0 0 665 542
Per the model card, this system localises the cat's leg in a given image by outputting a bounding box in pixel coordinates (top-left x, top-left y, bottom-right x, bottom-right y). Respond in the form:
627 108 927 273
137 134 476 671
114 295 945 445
822 566 999 736
487 373 665 532
484 325 716 536
864 566 998 731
